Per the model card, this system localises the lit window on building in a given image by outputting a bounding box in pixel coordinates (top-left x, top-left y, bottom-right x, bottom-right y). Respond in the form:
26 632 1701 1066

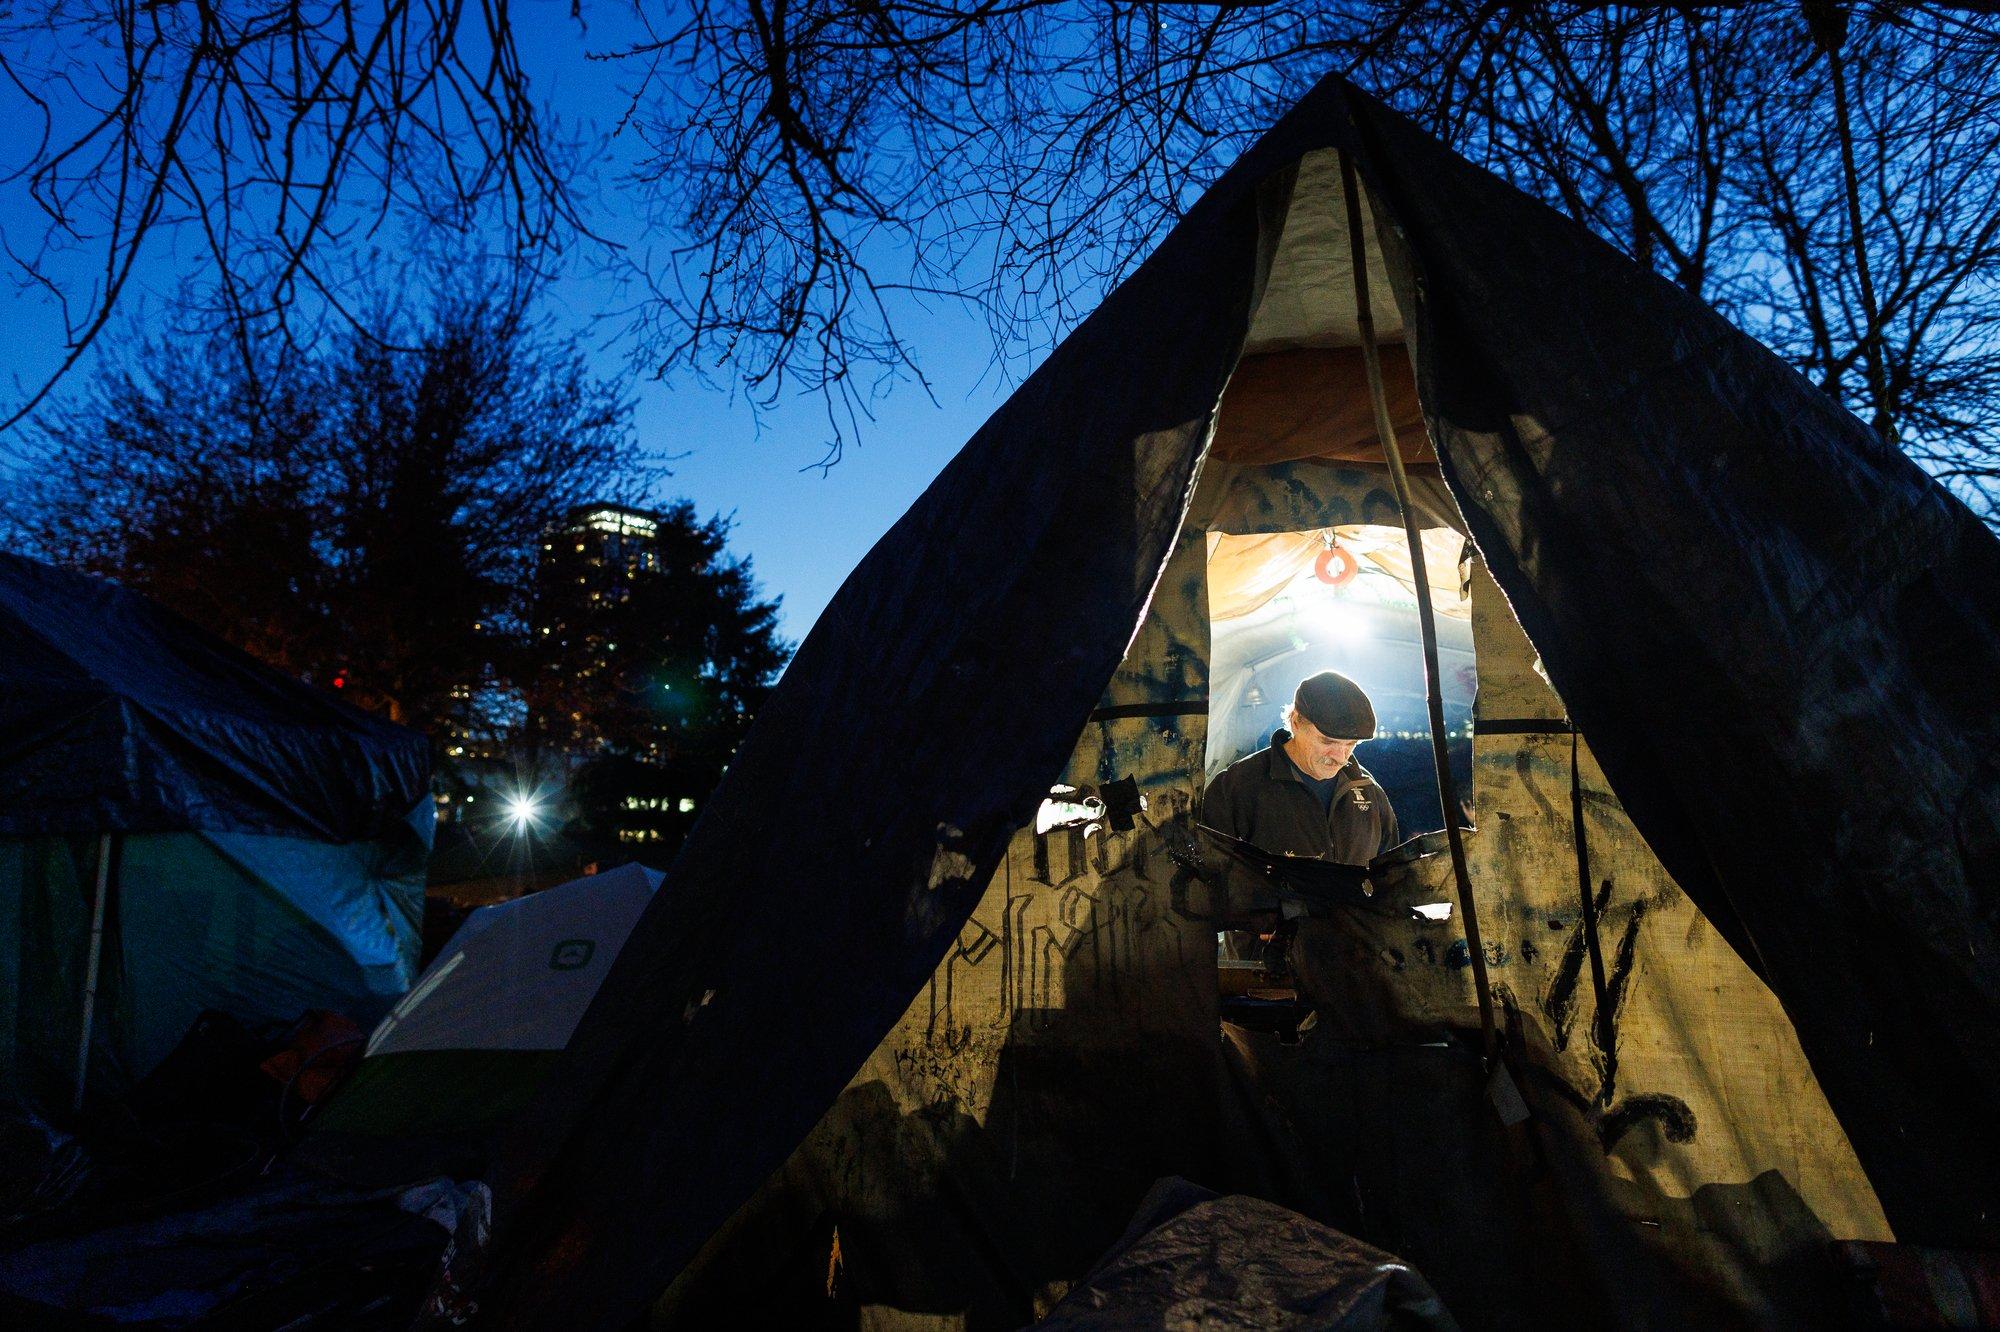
582 508 659 538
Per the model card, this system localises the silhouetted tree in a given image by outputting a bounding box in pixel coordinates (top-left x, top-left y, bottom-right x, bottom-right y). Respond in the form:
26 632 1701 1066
616 2 2000 509
521 503 788 854
8 2 1998 513
15 283 640 743
0 0 574 429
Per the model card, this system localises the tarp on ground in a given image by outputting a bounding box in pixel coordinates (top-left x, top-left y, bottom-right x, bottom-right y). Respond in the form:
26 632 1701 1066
452 75 2000 1329
1034 1177 1457 1332
0 553 431 843
0 1167 472 1327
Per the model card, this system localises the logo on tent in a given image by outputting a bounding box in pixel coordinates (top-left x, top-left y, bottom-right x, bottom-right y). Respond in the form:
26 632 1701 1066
550 939 595 970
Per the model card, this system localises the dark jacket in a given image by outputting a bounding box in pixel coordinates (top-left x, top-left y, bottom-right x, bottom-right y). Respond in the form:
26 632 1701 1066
1202 730 1399 865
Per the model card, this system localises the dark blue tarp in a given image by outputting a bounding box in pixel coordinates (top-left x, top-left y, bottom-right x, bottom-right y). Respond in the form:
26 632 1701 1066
0 554 431 843
452 74 2000 1329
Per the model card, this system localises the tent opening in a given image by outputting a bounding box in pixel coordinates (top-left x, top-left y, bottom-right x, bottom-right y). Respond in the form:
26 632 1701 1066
1204 524 1473 834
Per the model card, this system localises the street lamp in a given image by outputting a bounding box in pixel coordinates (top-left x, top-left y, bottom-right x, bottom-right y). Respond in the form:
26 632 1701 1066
505 793 542 831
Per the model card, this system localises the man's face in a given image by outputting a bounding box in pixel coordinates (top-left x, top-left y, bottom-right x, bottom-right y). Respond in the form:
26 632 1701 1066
1287 716 1360 775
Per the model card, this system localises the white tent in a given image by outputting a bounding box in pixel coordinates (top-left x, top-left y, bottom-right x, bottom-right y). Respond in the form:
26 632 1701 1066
312 863 661 1141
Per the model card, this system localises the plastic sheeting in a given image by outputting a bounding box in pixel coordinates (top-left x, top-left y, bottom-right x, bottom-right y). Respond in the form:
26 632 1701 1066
0 554 431 843
1205 527 1469 623
0 1167 460 1327
1035 1178 1458 1332
0 821 429 1106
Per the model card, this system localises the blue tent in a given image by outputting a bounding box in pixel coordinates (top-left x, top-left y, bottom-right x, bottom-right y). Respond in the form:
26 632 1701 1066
0 555 433 1114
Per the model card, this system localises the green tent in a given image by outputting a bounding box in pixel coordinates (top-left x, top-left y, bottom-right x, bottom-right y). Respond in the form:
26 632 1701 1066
0 555 433 1114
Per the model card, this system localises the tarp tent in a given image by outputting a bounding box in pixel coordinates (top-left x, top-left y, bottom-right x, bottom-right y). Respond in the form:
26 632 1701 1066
312 863 661 1143
446 76 2000 1329
0 555 433 1112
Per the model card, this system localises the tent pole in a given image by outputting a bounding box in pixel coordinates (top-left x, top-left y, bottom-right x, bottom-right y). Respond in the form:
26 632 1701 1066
1338 151 1500 1066
73 832 112 1114
1570 728 1616 1100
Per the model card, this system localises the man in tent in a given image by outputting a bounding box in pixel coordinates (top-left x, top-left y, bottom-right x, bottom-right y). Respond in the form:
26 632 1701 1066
1203 669 1399 865
1203 670 1399 973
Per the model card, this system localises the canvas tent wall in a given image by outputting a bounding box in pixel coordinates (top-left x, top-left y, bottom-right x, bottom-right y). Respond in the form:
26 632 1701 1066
451 77 2000 1330
0 555 433 1111
651 456 1890 1329
311 863 661 1143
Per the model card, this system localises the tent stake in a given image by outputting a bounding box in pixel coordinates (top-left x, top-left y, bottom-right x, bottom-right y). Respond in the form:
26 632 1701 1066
1338 151 1500 1066
74 831 113 1114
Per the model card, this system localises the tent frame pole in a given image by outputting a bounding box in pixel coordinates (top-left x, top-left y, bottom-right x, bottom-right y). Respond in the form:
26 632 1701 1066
73 831 113 1114
1338 151 1500 1065
1570 727 1615 1099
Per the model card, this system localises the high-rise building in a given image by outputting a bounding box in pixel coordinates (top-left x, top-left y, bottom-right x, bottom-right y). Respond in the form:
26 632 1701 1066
526 503 706 851
554 503 664 594
433 504 695 862
531 505 666 754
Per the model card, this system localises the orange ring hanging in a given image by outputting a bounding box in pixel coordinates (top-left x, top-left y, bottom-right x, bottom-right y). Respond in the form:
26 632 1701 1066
1314 546 1359 587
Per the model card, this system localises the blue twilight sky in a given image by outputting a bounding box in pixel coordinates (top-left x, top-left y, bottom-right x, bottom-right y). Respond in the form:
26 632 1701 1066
0 3 1038 649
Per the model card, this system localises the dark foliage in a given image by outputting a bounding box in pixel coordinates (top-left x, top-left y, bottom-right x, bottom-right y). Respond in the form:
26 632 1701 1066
13 286 640 743
522 502 788 855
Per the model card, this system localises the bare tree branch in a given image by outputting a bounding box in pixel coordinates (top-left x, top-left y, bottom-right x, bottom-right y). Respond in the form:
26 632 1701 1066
5 0 1999 515
0 0 584 433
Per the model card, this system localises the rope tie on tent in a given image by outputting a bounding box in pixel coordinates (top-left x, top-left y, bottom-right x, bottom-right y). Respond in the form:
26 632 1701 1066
1337 150 1501 1069
1570 727 1615 1103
